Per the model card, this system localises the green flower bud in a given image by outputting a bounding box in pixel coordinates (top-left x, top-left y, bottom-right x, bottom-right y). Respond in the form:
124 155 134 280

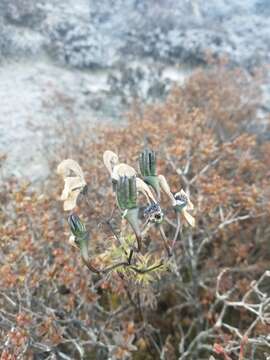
68 214 87 238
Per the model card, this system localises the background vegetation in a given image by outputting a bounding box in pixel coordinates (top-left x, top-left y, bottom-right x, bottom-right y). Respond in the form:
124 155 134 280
1 64 270 359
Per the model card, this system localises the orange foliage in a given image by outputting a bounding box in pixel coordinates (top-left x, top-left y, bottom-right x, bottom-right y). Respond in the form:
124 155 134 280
0 65 270 359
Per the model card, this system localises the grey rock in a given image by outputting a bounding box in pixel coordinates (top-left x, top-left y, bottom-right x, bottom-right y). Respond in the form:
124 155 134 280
1 0 270 68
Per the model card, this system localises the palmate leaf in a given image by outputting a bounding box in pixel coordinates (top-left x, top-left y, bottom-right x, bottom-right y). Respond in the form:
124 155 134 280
102 233 136 262
129 253 166 285
139 149 157 177
139 149 160 197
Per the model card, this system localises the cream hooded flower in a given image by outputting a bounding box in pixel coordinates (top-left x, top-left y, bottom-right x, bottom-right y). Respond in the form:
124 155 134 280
103 150 136 180
158 175 195 227
57 159 87 211
103 150 157 203
103 150 119 176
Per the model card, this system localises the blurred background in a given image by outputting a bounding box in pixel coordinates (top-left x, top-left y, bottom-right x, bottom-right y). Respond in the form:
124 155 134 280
1 0 270 182
1 1 270 359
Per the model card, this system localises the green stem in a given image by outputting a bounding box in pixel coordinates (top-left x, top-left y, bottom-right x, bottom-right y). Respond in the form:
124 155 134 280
102 261 129 274
124 208 142 251
159 225 172 257
172 212 181 250
79 235 100 274
145 176 161 201
130 261 164 274
128 249 134 264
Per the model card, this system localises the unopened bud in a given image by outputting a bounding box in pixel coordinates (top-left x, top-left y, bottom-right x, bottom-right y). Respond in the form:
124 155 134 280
68 214 87 238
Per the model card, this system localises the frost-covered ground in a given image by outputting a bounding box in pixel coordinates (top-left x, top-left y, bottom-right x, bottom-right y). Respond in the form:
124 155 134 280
0 58 191 182
0 0 270 181
0 59 118 182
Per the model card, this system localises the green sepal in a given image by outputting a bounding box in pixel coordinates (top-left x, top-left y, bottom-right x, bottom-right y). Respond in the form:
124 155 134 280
124 207 142 251
174 203 187 213
116 176 137 210
143 175 160 198
173 195 188 213
76 232 90 264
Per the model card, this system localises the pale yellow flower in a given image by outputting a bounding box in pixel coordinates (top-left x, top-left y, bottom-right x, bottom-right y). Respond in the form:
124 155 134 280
112 163 137 182
103 150 119 175
68 235 78 248
158 175 175 203
136 177 156 204
174 189 195 227
174 189 194 210
158 175 195 227
103 150 136 181
103 150 157 204
57 159 87 211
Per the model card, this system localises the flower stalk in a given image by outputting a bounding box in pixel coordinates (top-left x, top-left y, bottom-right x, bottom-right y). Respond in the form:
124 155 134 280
116 176 142 251
67 214 100 274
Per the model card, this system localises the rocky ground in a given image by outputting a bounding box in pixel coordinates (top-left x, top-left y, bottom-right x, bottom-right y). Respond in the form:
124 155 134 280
0 0 270 181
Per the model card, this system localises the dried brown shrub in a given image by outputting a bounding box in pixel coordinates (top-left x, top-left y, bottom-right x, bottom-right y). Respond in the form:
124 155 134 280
0 66 270 359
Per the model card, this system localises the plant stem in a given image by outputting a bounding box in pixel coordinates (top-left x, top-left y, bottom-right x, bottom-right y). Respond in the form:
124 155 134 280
159 225 172 257
124 208 142 251
171 212 181 250
130 261 164 274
